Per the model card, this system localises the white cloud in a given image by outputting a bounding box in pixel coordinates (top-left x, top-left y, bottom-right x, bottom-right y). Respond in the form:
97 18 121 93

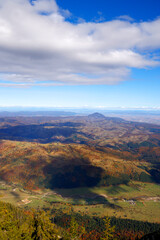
32 0 59 14
117 15 134 22
0 0 159 87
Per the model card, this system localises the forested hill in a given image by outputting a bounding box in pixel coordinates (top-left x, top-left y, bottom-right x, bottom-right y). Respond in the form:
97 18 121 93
0 114 159 189
0 200 159 240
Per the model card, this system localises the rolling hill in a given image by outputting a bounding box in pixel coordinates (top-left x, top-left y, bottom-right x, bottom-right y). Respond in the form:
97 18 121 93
0 113 159 190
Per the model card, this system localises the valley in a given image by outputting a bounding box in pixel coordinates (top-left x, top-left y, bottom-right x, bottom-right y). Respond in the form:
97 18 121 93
0 112 160 239
0 180 159 223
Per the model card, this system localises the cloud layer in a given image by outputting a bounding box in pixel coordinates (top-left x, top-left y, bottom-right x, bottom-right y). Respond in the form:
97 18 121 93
0 0 160 87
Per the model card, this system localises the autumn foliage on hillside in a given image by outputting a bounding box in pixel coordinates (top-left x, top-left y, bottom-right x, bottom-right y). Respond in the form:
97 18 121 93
0 115 159 189
0 140 155 190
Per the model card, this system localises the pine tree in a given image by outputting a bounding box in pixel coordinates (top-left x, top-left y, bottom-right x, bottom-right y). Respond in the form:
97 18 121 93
31 210 60 240
63 216 85 240
101 217 116 240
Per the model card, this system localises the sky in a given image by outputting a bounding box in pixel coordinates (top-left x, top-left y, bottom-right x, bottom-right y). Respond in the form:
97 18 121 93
0 0 160 109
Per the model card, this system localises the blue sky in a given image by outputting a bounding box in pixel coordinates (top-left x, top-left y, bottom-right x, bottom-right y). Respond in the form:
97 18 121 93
58 0 160 22
0 0 160 109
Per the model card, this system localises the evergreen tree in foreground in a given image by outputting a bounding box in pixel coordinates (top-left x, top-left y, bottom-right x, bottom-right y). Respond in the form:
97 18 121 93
101 217 116 240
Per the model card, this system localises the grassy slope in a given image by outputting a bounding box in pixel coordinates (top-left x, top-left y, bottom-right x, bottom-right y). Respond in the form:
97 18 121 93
0 180 159 223
0 140 151 189
0 140 159 223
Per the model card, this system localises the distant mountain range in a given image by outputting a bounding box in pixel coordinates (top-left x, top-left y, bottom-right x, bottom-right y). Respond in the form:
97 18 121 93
0 113 159 190
0 111 76 117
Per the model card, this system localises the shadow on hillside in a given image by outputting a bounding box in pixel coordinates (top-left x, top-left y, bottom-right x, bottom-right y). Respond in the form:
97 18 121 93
43 156 121 209
107 186 128 195
43 154 104 189
149 166 160 184
10 191 21 200
0 124 79 143
54 188 121 209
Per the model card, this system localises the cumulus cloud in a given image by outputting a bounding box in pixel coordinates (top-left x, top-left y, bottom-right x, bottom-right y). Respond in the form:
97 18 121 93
0 0 160 87
32 0 59 14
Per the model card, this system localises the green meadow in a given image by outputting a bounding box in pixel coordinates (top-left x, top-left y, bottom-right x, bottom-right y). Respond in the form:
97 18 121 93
0 181 159 223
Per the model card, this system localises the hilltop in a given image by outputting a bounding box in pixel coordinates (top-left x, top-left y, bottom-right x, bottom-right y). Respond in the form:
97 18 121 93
88 112 106 119
0 113 160 148
0 113 159 190
0 139 158 190
0 113 159 230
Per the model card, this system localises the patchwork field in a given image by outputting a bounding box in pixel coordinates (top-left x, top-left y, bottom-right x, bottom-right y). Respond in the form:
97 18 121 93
0 181 159 223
